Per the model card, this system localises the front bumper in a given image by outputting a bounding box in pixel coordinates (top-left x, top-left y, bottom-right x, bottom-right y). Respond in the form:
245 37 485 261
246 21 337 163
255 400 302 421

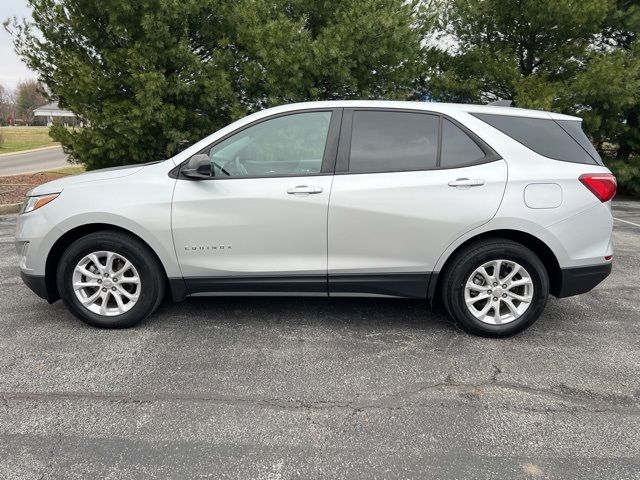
555 263 612 298
20 271 53 302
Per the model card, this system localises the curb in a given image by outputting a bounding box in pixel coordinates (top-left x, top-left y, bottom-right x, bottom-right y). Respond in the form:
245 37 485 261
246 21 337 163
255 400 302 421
0 203 22 215
0 145 61 157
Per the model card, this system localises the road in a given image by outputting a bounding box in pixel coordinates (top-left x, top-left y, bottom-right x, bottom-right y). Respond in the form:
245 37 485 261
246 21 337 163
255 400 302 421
0 146 69 176
0 202 639 479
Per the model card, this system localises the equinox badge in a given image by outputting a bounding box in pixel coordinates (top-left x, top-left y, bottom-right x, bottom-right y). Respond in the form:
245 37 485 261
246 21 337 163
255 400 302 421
184 245 232 251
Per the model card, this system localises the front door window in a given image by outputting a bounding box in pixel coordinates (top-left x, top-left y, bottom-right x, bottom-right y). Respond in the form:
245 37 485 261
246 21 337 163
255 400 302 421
204 111 332 177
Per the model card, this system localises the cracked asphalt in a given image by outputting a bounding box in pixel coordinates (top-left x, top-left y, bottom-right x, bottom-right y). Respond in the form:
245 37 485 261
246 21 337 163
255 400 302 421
1 201 639 479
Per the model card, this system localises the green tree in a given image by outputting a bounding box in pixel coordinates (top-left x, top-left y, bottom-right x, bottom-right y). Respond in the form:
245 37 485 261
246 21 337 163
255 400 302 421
563 45 640 158
586 0 640 160
6 0 427 169
580 0 640 194
229 0 432 107
421 0 609 109
420 0 640 162
15 78 46 124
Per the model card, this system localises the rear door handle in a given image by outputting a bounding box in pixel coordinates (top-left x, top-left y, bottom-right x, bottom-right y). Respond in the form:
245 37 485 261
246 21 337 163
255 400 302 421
448 178 485 187
286 185 323 195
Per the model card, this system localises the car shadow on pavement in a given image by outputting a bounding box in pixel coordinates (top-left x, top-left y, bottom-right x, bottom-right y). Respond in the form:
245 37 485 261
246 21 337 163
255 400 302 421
148 296 458 333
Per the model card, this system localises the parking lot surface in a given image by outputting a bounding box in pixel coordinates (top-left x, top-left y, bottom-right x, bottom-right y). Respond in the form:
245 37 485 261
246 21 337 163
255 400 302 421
1 201 639 479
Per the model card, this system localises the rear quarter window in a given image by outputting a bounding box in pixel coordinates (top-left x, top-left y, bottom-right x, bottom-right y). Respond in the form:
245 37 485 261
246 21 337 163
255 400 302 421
472 113 602 165
440 119 486 167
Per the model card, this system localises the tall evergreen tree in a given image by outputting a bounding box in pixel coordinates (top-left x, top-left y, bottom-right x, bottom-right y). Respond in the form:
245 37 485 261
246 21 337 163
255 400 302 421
420 0 640 165
578 0 640 194
421 0 609 108
588 0 640 159
6 0 427 169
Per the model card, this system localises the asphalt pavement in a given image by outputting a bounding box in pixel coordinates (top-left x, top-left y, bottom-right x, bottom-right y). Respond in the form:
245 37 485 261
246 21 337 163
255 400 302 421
0 146 69 176
0 202 639 479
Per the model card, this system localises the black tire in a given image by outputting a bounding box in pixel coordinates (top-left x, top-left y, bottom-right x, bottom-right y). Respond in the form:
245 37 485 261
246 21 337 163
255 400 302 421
441 239 549 337
56 230 166 328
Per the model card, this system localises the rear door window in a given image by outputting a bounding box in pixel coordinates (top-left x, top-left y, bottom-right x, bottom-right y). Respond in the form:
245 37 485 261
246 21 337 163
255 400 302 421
349 111 439 173
472 113 600 165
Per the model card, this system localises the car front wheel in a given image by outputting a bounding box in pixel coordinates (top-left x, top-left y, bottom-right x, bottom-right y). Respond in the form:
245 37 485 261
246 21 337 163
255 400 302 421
56 230 165 328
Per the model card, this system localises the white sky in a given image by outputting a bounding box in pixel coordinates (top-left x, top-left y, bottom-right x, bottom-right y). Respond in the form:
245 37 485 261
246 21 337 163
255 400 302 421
0 0 37 90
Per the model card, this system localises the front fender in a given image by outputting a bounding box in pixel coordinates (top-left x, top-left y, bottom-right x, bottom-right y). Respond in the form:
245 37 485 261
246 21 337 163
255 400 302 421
49 211 181 278
17 162 180 279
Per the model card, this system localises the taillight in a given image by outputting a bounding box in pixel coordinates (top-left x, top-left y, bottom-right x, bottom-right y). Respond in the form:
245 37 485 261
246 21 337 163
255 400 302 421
579 173 617 202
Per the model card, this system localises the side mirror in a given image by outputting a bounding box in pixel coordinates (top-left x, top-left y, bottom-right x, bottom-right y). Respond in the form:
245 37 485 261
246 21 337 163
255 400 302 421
182 154 212 179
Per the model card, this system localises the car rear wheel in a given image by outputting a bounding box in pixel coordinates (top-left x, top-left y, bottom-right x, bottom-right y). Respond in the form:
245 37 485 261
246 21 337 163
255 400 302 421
441 239 549 337
57 230 165 328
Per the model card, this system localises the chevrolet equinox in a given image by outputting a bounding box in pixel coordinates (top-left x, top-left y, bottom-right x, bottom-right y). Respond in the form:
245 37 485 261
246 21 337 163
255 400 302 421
15 101 616 336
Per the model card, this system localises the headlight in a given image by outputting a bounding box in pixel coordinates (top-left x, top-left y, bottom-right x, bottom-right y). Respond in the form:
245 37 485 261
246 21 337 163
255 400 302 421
21 193 60 214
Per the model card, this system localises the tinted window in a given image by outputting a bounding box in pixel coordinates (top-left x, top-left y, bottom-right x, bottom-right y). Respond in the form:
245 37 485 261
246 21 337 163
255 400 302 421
349 111 439 173
556 120 603 164
206 111 332 177
440 119 485 167
473 113 598 165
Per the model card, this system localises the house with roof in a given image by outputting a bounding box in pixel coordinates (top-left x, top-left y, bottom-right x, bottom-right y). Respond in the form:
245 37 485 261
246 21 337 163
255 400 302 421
33 102 80 126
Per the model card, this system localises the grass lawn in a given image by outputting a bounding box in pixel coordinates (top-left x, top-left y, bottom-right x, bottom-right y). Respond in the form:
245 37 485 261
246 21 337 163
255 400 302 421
43 165 86 176
0 126 59 154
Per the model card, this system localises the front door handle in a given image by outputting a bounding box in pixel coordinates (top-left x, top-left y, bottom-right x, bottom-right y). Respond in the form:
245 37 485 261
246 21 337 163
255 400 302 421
286 185 323 195
448 178 485 187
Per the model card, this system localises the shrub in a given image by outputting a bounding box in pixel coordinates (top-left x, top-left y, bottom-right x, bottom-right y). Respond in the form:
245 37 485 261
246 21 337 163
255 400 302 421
605 157 640 197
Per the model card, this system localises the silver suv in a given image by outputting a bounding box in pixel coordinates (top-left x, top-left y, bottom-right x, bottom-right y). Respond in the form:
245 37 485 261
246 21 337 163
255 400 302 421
15 101 616 336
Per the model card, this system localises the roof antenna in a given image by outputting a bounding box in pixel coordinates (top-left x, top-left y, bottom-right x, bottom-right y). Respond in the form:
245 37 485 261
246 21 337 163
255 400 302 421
488 99 513 107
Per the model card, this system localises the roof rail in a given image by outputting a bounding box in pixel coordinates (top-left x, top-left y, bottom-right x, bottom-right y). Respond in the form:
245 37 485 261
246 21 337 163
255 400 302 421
488 100 513 107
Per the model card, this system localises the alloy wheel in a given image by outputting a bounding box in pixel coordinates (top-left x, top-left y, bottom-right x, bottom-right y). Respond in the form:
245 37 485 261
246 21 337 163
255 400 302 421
72 251 141 316
464 259 534 325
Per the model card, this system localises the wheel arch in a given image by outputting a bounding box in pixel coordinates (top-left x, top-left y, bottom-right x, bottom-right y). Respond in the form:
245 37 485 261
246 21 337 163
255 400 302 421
428 229 562 304
44 223 174 303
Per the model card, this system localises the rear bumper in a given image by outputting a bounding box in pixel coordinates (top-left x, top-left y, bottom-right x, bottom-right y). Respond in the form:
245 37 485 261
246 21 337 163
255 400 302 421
555 263 612 298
